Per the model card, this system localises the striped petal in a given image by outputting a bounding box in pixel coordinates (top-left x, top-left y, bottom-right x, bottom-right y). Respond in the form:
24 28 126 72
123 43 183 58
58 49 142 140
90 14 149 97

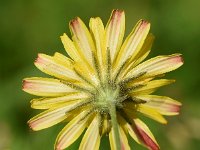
113 20 150 76
22 77 76 97
28 100 81 131
129 79 175 95
135 95 182 115
53 52 73 65
69 17 95 68
133 119 160 150
55 109 92 150
34 53 80 81
123 114 160 150
89 17 106 80
119 126 130 150
79 116 100 150
109 126 130 150
74 62 99 86
125 54 183 80
121 34 155 78
101 114 111 135
120 116 141 145
105 9 125 63
60 33 82 62
31 92 89 109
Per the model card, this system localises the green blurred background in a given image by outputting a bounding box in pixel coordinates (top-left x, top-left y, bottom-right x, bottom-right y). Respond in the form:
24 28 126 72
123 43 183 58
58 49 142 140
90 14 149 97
0 0 200 149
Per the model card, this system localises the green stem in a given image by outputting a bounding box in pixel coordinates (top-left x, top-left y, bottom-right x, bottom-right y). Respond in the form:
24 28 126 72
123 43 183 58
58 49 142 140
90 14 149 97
110 103 121 150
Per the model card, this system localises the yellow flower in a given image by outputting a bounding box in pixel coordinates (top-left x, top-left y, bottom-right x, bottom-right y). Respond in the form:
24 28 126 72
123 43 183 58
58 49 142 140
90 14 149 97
23 9 183 150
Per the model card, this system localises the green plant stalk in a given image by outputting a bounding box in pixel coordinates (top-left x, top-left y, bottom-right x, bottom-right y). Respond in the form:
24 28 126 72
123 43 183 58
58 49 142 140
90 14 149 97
110 103 121 150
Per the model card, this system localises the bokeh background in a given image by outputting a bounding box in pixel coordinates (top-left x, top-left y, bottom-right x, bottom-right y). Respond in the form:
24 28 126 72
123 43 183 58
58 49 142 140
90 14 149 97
1 0 200 149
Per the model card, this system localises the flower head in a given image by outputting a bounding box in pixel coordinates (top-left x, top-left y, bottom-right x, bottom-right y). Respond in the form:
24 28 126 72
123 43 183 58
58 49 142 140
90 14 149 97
23 9 183 150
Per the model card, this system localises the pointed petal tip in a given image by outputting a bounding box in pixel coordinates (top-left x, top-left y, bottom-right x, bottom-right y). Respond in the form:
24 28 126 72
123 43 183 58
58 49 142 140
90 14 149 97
141 19 150 25
175 54 184 64
136 126 160 150
69 17 80 26
22 79 30 90
110 9 125 21
135 19 150 29
34 53 44 64
27 120 38 131
54 143 62 150
171 104 181 114
112 9 125 14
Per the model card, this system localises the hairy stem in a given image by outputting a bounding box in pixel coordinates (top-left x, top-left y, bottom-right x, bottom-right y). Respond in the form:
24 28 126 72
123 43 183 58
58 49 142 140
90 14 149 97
110 103 121 150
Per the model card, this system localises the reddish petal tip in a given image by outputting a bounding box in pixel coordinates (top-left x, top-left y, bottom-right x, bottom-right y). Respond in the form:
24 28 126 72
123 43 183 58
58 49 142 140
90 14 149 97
113 9 124 14
140 20 150 28
22 79 28 90
171 104 181 113
134 124 160 150
70 17 79 26
170 55 184 66
34 54 42 64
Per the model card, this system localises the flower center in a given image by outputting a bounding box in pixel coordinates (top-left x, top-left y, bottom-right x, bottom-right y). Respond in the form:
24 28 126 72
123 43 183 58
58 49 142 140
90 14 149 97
93 82 126 114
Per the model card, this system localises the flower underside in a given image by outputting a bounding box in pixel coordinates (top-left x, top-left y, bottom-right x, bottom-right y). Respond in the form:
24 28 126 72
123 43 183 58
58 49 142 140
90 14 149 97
23 9 183 150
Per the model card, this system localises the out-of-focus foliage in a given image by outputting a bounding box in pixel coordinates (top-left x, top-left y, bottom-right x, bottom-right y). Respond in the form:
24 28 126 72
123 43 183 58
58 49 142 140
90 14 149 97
0 0 200 149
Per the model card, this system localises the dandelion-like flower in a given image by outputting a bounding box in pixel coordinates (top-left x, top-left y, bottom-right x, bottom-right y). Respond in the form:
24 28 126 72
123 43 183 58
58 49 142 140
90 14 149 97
23 9 183 150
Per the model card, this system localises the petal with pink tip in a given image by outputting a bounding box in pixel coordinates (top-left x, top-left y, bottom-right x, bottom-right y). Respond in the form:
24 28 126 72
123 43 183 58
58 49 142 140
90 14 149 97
136 95 182 115
125 54 183 80
133 119 160 150
121 34 155 78
69 17 96 68
34 53 80 81
113 20 150 75
22 77 76 97
28 100 81 131
125 116 160 150
105 9 125 62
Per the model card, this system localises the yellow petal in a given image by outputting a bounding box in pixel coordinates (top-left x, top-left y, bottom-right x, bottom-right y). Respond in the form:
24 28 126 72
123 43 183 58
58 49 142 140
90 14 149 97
89 17 106 80
119 116 141 144
101 114 111 135
28 100 81 131
22 77 76 97
60 33 82 62
125 54 183 80
138 104 167 124
53 52 73 66
55 109 92 150
109 126 130 150
34 53 79 81
136 95 182 115
129 79 175 95
31 92 89 109
109 127 117 150
119 126 130 150
121 34 155 78
74 62 99 86
113 20 150 76
79 115 100 150
105 9 125 62
69 17 96 68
